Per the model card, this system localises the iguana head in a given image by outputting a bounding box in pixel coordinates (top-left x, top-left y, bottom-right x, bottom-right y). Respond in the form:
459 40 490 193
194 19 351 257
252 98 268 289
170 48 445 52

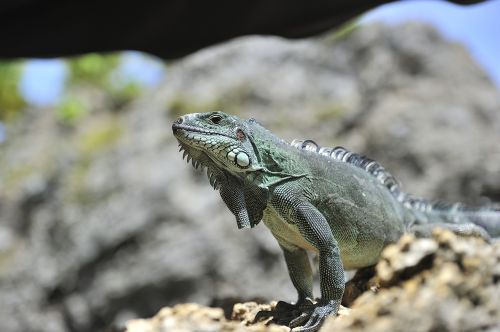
172 111 259 174
172 111 268 230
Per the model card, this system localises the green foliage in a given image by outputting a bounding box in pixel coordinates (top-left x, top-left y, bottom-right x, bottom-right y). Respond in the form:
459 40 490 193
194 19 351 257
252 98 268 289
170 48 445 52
0 53 148 127
0 62 26 121
111 81 142 107
56 97 88 123
324 18 360 43
64 53 144 114
66 53 121 87
77 119 122 156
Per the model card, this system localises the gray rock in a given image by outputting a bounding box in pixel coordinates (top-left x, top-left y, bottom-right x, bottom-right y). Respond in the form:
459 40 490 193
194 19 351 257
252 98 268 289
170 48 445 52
323 230 500 332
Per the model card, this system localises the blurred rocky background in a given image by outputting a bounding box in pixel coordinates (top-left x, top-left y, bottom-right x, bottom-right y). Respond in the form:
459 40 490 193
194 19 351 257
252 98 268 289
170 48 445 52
1 21 500 332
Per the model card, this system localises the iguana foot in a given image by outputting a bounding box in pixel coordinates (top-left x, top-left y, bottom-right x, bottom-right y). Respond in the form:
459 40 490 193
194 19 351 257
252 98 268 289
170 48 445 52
254 299 338 332
253 299 314 326
289 301 338 332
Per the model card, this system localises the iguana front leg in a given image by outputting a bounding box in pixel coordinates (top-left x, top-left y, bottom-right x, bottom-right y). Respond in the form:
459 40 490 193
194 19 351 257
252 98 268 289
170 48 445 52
259 187 345 332
291 201 344 332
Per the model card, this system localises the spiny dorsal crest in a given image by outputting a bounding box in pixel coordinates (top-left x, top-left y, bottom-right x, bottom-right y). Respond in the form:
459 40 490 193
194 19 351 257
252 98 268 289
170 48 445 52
290 139 431 211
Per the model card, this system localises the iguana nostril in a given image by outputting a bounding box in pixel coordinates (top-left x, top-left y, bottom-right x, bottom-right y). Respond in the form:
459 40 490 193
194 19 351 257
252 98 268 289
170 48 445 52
172 116 185 133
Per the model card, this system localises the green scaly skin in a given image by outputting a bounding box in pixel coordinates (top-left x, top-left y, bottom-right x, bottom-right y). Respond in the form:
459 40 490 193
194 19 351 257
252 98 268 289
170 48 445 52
172 112 500 332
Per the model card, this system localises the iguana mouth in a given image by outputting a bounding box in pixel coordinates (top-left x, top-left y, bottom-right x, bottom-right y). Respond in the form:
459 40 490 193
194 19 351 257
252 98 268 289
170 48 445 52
172 123 213 134
172 123 235 140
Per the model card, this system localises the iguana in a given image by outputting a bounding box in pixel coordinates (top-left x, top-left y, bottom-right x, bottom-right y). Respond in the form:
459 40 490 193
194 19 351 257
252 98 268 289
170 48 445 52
172 111 500 332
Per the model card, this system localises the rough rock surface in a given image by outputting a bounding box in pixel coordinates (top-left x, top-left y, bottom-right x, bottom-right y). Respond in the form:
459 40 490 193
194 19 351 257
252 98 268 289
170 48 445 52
323 230 500 332
124 302 351 332
124 302 289 332
1 23 500 332
124 230 500 332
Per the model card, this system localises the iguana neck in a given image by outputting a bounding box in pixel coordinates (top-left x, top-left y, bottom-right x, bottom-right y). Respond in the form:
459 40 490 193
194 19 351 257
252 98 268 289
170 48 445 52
245 121 308 188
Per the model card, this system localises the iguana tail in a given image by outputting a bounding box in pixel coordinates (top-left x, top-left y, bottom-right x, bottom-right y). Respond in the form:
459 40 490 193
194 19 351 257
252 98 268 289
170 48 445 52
411 201 500 238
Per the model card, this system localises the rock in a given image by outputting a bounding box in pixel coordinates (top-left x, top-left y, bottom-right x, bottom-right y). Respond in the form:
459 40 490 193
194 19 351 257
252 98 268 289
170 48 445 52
124 302 288 332
322 229 500 332
1 22 500 332
231 302 275 325
123 301 350 332
376 235 438 286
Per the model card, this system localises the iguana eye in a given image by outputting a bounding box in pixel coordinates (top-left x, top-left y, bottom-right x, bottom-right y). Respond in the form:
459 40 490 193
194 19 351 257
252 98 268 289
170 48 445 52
209 114 222 124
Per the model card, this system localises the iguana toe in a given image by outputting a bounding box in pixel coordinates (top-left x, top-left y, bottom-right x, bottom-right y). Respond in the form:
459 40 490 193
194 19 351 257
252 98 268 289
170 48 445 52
291 302 338 332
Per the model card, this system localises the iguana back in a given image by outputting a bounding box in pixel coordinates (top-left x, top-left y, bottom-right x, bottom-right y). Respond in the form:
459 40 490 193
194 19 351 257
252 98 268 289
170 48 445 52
291 138 500 238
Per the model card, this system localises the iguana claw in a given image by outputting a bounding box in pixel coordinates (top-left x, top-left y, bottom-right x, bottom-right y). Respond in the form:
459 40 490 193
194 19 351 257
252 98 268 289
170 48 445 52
290 301 338 332
254 299 337 331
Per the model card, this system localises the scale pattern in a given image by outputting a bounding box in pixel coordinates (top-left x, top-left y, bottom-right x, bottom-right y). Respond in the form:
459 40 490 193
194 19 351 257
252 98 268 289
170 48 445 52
291 139 438 212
